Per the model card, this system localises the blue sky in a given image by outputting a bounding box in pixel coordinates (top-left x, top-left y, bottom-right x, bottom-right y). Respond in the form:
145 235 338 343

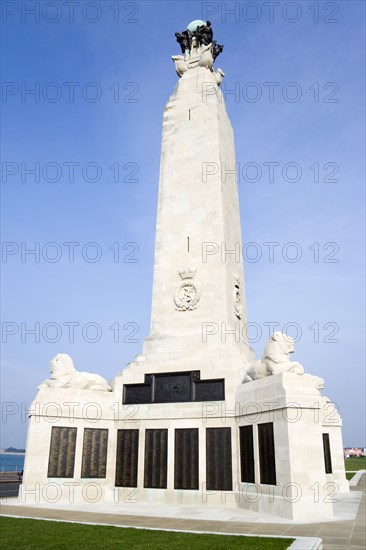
1 1 365 448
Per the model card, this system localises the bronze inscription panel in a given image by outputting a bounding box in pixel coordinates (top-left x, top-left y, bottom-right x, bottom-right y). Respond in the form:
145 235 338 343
206 427 232 491
144 429 168 489
81 428 108 478
239 425 255 483
174 428 199 490
115 429 139 487
47 426 77 478
258 422 277 485
123 371 225 404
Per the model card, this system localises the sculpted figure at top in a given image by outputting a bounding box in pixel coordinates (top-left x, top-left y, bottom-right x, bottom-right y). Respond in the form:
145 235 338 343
244 332 304 382
38 353 112 392
175 30 192 54
173 20 224 83
175 20 223 57
193 20 213 47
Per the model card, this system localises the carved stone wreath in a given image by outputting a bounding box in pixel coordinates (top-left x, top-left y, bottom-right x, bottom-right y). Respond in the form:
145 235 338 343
174 282 201 311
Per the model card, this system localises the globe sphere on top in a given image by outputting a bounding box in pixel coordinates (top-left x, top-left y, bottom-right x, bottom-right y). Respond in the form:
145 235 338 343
186 20 206 32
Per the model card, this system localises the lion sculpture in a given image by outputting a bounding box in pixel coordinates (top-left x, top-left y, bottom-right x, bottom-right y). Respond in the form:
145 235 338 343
244 332 305 382
244 332 326 396
38 353 112 392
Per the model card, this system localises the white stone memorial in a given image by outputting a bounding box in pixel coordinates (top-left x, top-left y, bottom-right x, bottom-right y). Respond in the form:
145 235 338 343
21 20 348 520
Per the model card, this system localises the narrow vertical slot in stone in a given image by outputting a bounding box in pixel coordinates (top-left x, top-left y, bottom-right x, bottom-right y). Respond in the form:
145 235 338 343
322 433 332 474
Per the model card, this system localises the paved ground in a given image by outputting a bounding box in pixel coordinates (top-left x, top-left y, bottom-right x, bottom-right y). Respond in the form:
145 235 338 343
0 475 364 549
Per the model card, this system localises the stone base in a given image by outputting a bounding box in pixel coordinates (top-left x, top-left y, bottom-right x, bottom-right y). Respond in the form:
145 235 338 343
235 373 349 519
21 370 348 521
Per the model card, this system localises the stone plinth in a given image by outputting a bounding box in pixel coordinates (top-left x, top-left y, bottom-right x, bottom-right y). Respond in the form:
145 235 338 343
235 373 348 520
20 372 348 521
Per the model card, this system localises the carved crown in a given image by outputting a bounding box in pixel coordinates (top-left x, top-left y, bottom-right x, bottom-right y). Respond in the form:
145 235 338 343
179 267 196 280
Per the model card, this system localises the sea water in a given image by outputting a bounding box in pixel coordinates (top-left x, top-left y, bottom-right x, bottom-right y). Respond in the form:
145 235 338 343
0 454 25 472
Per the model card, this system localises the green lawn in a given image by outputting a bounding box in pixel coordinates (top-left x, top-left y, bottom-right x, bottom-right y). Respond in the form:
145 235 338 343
0 517 293 549
344 457 366 471
346 472 355 480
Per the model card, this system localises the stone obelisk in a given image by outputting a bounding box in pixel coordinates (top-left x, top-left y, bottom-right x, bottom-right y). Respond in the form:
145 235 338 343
22 22 348 522
142 20 253 379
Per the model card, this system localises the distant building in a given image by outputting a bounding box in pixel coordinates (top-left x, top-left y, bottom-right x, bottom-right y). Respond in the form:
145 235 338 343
344 447 365 458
